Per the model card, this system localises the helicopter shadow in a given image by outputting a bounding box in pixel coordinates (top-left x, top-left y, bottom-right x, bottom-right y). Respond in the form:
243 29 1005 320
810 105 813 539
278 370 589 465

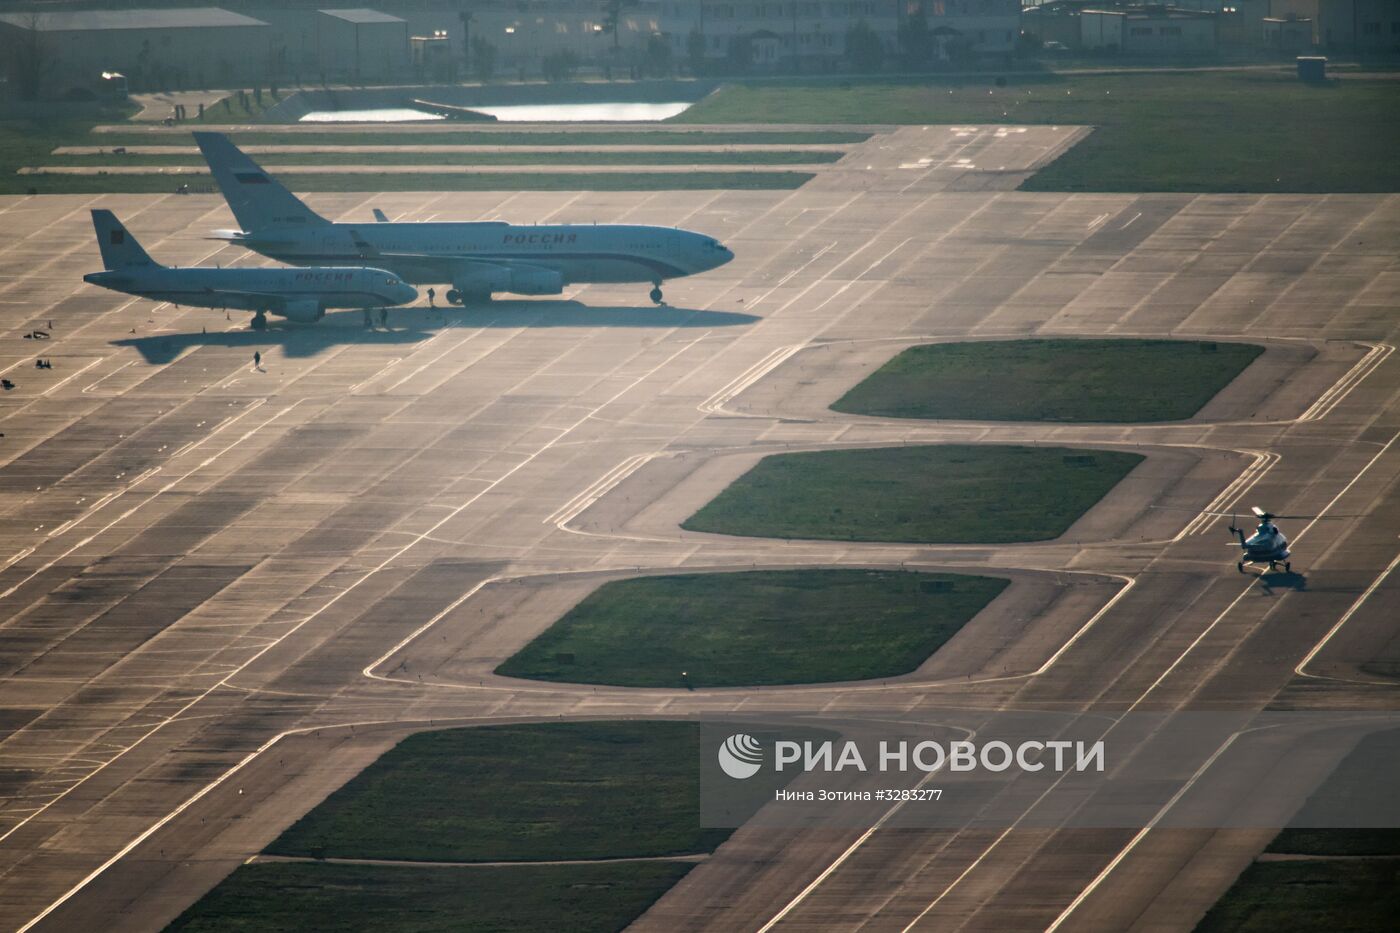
1257 570 1308 593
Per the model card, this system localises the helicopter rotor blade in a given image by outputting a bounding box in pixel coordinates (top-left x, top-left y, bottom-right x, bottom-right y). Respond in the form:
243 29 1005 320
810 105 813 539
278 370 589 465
1148 506 1241 517
1150 505 1359 520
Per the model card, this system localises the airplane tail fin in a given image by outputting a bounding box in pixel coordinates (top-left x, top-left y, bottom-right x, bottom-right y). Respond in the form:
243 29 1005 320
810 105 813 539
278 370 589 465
193 131 329 233
90 210 161 270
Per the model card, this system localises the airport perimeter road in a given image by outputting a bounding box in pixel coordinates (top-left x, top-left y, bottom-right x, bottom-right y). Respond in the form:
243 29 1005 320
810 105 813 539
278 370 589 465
0 125 1396 932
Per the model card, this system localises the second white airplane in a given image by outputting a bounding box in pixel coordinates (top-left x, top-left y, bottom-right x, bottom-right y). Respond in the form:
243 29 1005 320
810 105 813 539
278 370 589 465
193 131 735 306
84 210 418 330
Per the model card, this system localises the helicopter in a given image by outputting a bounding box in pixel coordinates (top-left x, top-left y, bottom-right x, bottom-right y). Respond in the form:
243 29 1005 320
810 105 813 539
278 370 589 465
1229 506 1292 574
1154 503 1354 575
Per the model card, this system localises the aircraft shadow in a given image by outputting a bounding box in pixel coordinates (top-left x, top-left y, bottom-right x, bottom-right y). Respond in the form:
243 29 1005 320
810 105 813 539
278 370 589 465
112 303 757 364
112 313 434 364
1259 570 1308 592
447 300 759 328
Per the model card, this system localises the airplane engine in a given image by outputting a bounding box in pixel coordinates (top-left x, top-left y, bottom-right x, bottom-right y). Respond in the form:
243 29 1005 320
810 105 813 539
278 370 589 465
452 264 512 296
278 299 325 323
509 265 564 295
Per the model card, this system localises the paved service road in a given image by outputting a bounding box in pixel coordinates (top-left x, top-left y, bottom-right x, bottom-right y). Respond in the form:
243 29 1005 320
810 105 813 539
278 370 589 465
0 125 1396 932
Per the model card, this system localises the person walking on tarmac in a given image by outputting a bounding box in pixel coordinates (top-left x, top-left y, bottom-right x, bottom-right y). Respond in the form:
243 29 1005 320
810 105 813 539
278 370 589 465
253 350 261 371
427 287 436 308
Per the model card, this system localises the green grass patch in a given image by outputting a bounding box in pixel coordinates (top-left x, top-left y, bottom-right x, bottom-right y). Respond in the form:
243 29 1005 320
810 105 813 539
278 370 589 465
1196 729 1400 931
497 569 1009 687
682 445 1143 543
3 111 830 193
677 72 1400 192
163 860 692 933
1193 859 1400 933
267 721 730 862
1267 829 1400 857
0 106 136 195
13 170 811 194
832 339 1264 423
181 91 281 124
1266 728 1400 857
42 149 842 168
91 129 870 148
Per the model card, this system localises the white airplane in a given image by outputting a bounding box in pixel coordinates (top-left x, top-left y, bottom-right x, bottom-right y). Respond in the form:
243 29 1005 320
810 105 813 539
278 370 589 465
192 131 735 306
83 209 418 330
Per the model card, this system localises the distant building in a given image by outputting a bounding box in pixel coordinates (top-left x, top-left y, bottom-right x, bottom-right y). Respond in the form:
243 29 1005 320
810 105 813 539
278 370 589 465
1313 0 1400 52
461 0 663 78
1216 4 1262 49
1080 5 1218 53
1263 14 1314 48
411 30 454 81
0 7 271 99
1021 1 1090 47
659 0 1021 72
317 9 410 81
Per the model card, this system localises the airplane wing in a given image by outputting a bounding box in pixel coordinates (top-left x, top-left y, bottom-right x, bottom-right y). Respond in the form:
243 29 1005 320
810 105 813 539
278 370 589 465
344 241 531 267
199 287 310 305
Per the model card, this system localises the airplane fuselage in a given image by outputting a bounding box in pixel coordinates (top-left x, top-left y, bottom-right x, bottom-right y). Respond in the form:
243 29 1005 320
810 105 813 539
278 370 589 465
232 221 734 295
84 266 417 321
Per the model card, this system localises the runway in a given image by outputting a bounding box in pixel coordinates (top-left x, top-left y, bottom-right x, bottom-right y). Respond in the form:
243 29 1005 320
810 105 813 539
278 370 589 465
0 124 1397 932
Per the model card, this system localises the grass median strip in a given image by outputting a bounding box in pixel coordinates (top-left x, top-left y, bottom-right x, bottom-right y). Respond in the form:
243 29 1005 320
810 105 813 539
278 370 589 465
832 339 1264 423
267 721 729 862
682 445 1143 543
678 71 1400 193
497 569 1009 687
13 170 812 194
1193 859 1400 933
163 860 694 933
1195 729 1400 931
171 721 731 931
93 129 873 148
42 149 845 168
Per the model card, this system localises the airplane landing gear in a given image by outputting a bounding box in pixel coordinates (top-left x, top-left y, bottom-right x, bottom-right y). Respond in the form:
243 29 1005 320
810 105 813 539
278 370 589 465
1284 561 1291 573
649 285 663 305
1237 561 1246 573
443 289 488 307
251 312 268 331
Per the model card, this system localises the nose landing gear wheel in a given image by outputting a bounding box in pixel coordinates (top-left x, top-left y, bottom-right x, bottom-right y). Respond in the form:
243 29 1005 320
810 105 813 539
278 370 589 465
1237 561 1246 573
1284 562 1291 572
649 285 663 305
251 312 268 331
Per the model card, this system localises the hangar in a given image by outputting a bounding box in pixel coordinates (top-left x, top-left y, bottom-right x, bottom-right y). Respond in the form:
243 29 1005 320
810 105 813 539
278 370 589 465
316 8 410 82
0 6 272 98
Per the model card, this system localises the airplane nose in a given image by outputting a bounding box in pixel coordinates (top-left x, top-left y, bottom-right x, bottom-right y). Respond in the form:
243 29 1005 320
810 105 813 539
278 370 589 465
398 283 419 304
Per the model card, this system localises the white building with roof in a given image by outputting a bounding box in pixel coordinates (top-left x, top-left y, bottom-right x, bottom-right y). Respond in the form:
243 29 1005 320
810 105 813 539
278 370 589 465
1080 5 1217 53
0 7 271 98
316 8 410 81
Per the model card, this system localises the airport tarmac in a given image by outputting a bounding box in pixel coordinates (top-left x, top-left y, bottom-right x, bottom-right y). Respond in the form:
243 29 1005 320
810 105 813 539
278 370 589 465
0 124 1397 932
